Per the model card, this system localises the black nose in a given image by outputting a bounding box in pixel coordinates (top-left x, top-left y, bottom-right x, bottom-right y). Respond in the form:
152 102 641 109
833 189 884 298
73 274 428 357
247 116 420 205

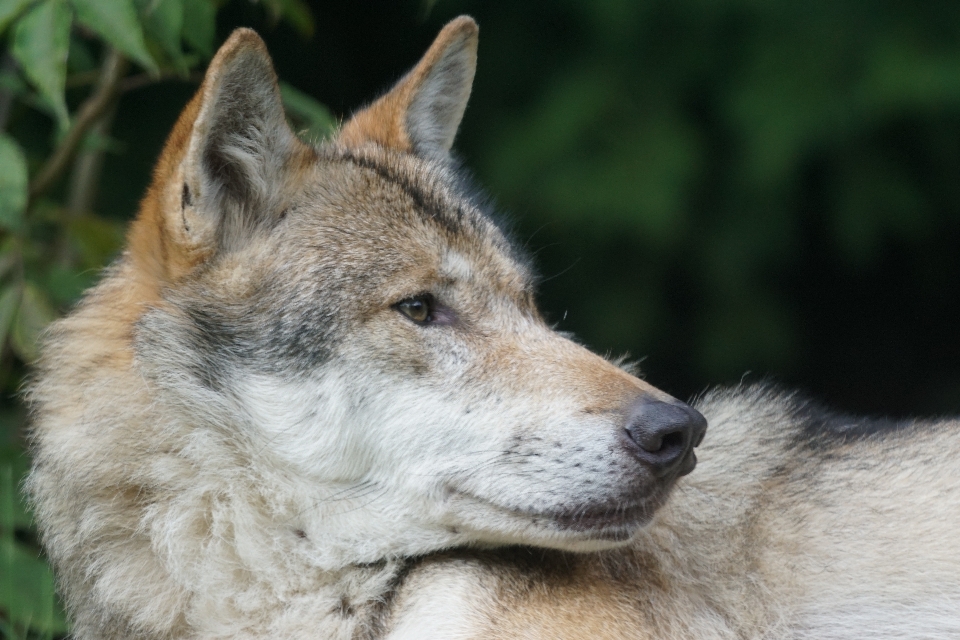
623 398 707 477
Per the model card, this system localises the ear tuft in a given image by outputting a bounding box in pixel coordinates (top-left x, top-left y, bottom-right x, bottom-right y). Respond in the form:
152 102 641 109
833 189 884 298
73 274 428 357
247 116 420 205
339 16 478 160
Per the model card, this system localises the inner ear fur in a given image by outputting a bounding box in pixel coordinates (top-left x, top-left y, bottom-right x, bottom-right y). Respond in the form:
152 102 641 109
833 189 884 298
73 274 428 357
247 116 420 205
183 28 298 241
129 28 306 283
338 16 478 161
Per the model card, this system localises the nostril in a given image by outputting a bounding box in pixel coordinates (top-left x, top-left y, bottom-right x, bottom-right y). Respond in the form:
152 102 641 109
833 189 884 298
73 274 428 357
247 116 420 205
658 430 686 453
627 425 686 457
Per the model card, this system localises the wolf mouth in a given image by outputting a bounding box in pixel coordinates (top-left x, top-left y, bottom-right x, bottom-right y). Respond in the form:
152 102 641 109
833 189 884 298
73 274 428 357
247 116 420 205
452 487 660 539
542 500 659 534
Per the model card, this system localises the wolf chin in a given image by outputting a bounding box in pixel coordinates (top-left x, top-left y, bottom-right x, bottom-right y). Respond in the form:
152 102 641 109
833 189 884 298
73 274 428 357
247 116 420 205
27 16 960 640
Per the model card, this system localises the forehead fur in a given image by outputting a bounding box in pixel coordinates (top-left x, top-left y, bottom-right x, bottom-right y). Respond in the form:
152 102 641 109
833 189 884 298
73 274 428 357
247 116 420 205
142 141 543 384
303 142 537 295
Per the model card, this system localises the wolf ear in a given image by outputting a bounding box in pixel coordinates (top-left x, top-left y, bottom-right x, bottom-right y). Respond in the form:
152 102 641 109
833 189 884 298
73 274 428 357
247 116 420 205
339 16 478 161
178 28 298 246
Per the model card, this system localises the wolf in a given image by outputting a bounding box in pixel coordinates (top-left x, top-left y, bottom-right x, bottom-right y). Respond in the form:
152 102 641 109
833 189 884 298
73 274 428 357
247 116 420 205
26 15 960 640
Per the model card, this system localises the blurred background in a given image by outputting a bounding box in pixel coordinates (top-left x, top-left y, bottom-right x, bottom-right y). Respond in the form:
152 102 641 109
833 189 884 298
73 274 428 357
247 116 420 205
2 0 960 635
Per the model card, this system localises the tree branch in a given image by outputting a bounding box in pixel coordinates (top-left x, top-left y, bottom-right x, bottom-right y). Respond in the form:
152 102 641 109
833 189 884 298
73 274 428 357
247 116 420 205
118 70 203 94
67 69 203 93
28 49 129 202
66 101 117 218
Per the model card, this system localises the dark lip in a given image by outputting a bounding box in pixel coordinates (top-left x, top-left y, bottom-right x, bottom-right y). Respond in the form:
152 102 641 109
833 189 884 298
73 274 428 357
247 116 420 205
541 498 659 534
449 486 667 539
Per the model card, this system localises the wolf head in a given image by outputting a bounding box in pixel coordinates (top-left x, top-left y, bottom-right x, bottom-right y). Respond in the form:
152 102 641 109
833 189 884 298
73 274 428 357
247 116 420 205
37 19 705 582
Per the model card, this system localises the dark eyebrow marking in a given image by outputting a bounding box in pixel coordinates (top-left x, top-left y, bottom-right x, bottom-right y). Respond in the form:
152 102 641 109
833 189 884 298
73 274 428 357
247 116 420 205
333 149 467 236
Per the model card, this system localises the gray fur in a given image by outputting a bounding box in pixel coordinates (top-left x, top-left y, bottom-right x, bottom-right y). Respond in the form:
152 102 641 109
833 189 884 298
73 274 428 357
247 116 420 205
25 20 960 640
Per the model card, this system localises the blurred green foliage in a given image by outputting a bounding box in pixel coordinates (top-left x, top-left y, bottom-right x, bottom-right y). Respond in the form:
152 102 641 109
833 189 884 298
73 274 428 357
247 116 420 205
443 0 960 412
1 0 960 635
1 445 62 638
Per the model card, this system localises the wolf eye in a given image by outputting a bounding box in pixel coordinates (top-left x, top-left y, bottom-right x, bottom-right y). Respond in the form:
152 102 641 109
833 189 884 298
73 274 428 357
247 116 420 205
395 296 433 324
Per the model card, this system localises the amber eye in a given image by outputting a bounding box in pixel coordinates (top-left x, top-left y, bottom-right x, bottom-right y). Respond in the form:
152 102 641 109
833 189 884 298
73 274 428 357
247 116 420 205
395 296 432 324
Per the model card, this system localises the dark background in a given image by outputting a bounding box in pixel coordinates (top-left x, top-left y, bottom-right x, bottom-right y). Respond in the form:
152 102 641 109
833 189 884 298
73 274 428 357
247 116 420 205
50 0 960 417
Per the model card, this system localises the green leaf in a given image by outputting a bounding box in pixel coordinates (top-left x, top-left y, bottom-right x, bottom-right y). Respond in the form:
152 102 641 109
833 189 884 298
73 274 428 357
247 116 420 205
278 0 313 38
137 0 185 73
0 512 68 635
0 134 27 231
11 0 73 130
263 0 314 38
0 238 20 282
67 214 125 269
68 30 98 73
71 0 158 72
10 283 56 363
280 81 336 141
0 286 20 351
0 66 27 90
0 446 31 528
182 0 215 57
44 265 94 305
0 0 32 35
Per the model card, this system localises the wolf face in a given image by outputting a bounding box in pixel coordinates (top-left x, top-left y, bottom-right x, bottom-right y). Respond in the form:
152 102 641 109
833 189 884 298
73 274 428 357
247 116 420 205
28 29 708 637
120 19 706 567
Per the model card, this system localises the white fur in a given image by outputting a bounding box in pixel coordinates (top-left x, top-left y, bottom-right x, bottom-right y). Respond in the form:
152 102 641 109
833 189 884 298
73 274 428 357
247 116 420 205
27 20 960 640
229 325 648 569
383 567 490 640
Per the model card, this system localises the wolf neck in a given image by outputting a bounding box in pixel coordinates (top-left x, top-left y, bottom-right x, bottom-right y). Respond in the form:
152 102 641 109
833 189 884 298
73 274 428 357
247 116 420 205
127 386 419 635
127 406 414 636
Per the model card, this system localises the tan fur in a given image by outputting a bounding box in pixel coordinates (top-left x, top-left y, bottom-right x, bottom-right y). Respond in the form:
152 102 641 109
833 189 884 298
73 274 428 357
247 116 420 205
27 17 960 640
382 389 960 639
128 29 316 291
339 17 478 158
